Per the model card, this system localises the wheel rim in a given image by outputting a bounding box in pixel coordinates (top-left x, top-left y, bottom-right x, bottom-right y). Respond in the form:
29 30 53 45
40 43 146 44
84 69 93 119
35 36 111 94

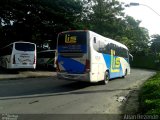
125 70 127 76
105 71 109 83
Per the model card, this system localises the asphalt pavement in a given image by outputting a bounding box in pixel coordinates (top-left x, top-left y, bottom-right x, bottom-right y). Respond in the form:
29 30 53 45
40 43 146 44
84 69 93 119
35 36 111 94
0 68 156 115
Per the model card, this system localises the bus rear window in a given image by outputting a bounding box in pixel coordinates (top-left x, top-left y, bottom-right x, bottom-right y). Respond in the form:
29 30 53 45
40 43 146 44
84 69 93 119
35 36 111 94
58 31 87 53
15 43 35 51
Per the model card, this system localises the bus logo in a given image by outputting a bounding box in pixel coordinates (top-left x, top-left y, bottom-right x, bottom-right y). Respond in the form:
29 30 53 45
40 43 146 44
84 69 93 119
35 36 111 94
111 49 120 72
65 34 77 43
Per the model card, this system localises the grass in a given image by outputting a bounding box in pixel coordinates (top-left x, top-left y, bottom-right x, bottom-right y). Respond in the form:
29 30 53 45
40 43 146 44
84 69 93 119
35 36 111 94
139 72 160 114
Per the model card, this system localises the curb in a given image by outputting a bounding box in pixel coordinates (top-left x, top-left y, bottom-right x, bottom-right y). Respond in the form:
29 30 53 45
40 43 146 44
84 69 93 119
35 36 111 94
0 71 57 81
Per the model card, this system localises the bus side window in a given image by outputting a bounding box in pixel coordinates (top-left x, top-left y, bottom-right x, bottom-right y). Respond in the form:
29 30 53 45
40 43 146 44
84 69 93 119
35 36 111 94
93 37 99 52
94 37 96 43
99 40 105 53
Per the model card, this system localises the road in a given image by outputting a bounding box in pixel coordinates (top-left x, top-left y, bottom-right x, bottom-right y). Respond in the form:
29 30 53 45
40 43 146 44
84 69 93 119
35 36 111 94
0 69 156 120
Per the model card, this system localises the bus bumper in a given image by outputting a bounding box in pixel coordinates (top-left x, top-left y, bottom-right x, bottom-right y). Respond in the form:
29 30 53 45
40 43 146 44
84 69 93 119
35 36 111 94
57 72 90 82
10 64 36 69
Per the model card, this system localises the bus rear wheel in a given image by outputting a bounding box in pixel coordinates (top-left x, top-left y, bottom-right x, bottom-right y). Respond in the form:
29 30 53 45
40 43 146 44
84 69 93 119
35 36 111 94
100 71 109 85
122 69 127 78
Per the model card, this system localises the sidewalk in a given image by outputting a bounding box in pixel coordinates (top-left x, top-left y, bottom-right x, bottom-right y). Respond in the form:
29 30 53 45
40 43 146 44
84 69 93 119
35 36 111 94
0 70 57 80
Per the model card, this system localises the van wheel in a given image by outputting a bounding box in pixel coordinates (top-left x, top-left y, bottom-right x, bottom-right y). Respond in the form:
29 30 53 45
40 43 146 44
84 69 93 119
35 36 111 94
99 71 109 85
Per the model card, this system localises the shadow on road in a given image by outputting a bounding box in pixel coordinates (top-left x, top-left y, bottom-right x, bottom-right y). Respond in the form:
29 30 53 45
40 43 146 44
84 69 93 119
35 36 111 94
0 67 19 74
0 79 132 100
0 80 95 100
0 72 131 100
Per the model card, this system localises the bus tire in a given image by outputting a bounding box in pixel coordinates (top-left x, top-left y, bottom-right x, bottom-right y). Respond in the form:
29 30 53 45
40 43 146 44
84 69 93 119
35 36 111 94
122 69 127 78
99 71 109 85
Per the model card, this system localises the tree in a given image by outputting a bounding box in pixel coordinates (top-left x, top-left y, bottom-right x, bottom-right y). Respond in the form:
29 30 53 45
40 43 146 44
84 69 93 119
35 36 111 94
0 0 151 54
81 1 150 54
84 0 124 37
0 0 84 49
150 34 160 54
120 16 150 54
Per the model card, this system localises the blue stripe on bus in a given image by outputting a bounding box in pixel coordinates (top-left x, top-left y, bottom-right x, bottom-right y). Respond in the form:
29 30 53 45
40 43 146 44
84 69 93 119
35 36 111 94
58 56 85 74
102 54 123 79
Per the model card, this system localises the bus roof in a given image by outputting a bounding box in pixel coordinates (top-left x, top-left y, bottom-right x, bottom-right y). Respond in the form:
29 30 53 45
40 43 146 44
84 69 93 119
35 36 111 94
89 31 128 50
58 30 128 50
0 41 36 49
14 41 35 44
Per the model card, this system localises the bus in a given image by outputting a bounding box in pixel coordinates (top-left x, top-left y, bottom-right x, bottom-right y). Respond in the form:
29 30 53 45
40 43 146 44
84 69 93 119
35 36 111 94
0 41 36 69
37 50 56 70
55 30 130 84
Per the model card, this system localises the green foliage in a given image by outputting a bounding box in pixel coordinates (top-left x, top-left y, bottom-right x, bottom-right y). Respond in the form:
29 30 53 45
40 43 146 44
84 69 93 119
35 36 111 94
81 0 150 54
122 16 149 53
0 0 84 49
139 72 160 114
130 54 157 70
0 0 153 54
150 34 160 54
86 0 124 37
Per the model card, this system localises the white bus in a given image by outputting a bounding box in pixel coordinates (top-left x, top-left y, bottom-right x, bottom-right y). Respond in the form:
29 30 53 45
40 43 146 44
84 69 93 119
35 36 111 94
37 50 56 69
55 30 130 84
0 41 36 69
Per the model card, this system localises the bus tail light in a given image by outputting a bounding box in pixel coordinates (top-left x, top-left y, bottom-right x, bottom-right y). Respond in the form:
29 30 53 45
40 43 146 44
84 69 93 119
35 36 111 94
13 55 16 64
33 51 36 64
33 55 36 64
85 59 90 72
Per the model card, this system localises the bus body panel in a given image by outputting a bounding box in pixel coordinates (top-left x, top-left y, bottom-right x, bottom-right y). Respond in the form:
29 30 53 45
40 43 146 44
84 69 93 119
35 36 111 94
0 41 36 69
57 31 88 74
121 57 130 75
58 54 87 74
89 31 130 81
37 50 56 69
57 30 90 82
56 30 130 83
89 31 106 82
10 53 36 69
37 58 54 68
